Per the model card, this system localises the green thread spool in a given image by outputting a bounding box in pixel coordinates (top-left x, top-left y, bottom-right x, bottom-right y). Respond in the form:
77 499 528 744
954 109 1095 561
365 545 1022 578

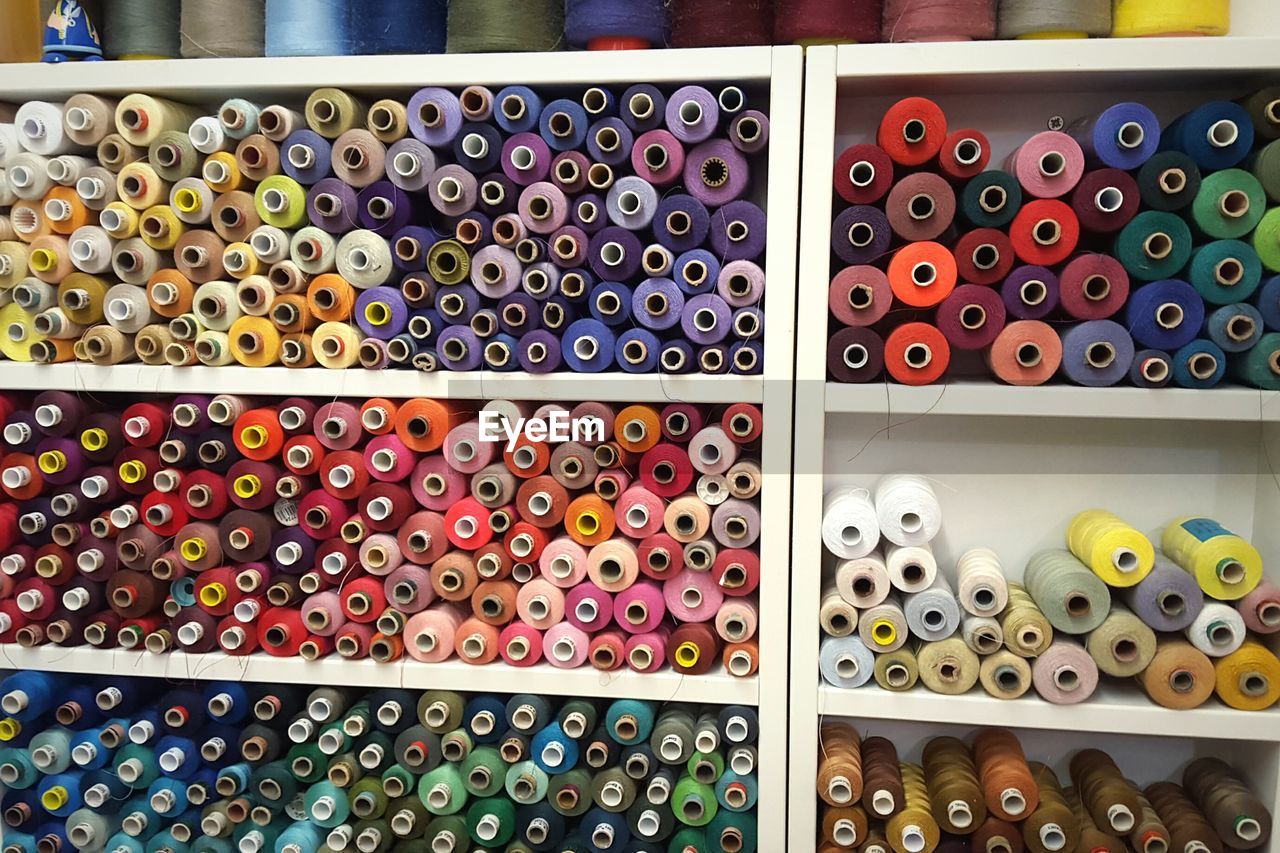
1185 240 1263 305
286 742 327 784
233 816 289 852
591 766 637 812
1242 86 1280 142
674 776 719 828
464 796 515 846
1234 333 1280 390
387 794 429 839
418 691 465 734
380 763 415 799
317 719 351 757
1189 169 1267 240
1085 603 1157 677
874 646 920 692
605 699 657 746
461 745 505 798
104 0 180 59
1114 211 1193 282
304 780 351 828
325 751 362 788
1253 208 1280 273
356 731 394 774
348 776 389 820
1024 550 1112 635
254 175 308 231
559 699 600 739
651 709 697 766
149 130 198 183
670 826 711 852
253 760 298 805
688 751 726 786
426 239 472 285
504 760 550 804
342 701 373 737
440 728 474 764
549 768 594 817
960 171 1023 229
352 817 394 853
706 807 759 853
1250 140 1280 204
1136 151 1201 212
584 726 619 769
418 763 467 816
424 814 469 851
0 746 39 788
446 0 563 54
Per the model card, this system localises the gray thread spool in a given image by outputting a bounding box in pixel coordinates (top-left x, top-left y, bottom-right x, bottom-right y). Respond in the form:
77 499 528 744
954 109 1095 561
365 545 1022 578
181 0 266 58
447 0 564 53
104 0 180 58
997 0 1111 38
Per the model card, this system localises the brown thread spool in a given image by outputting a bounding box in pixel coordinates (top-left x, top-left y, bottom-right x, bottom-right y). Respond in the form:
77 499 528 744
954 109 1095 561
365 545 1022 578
861 736 905 818
107 569 166 619
818 722 863 807
916 636 980 695
1130 788 1172 853
236 135 280 183
1070 749 1142 836
470 579 518 626
888 763 941 853
1063 786 1125 853
922 736 987 834
972 816 1024 853
1023 763 1079 853
431 551 479 602
668 622 719 675
1182 757 1272 849
823 805 870 848
1145 782 1223 853
211 191 261 243
973 728 1038 822
174 230 227 284
1137 638 1215 710
859 829 892 853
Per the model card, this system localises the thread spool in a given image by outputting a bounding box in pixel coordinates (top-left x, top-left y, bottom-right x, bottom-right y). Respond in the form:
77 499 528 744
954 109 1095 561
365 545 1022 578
182 0 265 57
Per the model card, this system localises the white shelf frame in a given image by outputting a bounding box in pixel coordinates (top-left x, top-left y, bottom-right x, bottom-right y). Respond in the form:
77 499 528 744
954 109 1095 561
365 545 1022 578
0 46 802 850
790 43 1280 851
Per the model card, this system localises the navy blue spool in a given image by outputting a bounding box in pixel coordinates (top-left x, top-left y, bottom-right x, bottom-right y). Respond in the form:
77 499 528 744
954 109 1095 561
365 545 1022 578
348 0 447 55
616 328 661 373
589 282 634 327
539 99 590 153
660 340 696 374
281 130 333 185
458 212 492 246
517 801 567 850
674 250 720 297
494 87 544 136
579 805 631 851
1253 275 1280 332
454 123 504 174
654 196 711 254
1172 339 1227 388
1124 279 1204 350
699 344 731 375
408 308 443 344
733 306 764 340
1205 303 1264 353
483 332 522 371
464 696 507 744
386 334 420 366
1129 349 1173 388
583 87 619 119
1161 101 1255 171
542 296 578 332
564 0 668 49
562 319 616 373
730 340 764 375
620 85 668 134
435 285 482 325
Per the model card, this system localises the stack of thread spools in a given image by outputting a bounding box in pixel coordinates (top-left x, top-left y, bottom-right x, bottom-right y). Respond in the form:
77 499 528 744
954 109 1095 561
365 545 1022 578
817 725 1271 853
0 391 763 678
0 673 761 852
0 81 769 374
818 474 1280 711
827 88 1280 388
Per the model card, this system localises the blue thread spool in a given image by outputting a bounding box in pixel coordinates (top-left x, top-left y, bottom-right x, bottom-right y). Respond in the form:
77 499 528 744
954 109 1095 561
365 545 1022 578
1172 339 1227 388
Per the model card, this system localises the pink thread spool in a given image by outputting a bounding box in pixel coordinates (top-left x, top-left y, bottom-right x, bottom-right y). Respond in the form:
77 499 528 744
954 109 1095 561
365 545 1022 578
566 582 613 633
500 621 544 668
715 599 759 644
664 568 724 622
516 577 566 631
364 434 417 483
625 628 670 674
359 533 403 577
613 581 666 635
614 486 665 539
384 564 435 614
443 420 495 474
539 537 589 589
410 455 468 512
403 603 466 663
301 591 346 638
313 401 362 451
543 622 590 669
396 510 449 566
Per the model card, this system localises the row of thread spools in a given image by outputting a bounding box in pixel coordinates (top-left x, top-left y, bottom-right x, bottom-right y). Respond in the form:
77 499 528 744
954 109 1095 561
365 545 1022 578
827 90 1280 388
0 0 1237 65
0 672 761 853
0 83 769 374
817 475 1280 710
0 391 765 678
817 726 1271 853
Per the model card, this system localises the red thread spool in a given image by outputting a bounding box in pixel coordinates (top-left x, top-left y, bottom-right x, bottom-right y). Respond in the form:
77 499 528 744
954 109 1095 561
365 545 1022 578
835 145 896 207
361 483 413 533
884 322 951 385
181 470 230 520
114 447 160 497
670 0 775 47
79 415 125 463
444 498 493 550
226 460 279 512
258 606 306 656
878 97 947 167
397 511 449 565
1058 253 1130 321
954 229 1015 286
277 398 318 435
589 630 627 671
639 444 695 499
2 454 44 500
659 404 705 443
713 549 761 597
217 614 259 655
500 621 544 668
505 522 550 564
320 450 369 500
1070 168 1141 235
34 544 74 585
283 435 325 476
721 404 762 444
233 409 286 461
0 600 27 643
503 435 550 479
888 242 957 308
638 533 685 580
299 633 334 660
775 0 882 44
120 402 169 448
340 576 387 624
299 492 353 541
336 621 375 659
140 491 188 537
939 129 992 182
194 567 240 617
1009 200 1079 266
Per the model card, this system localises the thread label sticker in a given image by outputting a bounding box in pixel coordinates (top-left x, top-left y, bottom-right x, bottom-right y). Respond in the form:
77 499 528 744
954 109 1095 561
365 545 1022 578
1180 517 1231 542
478 410 605 451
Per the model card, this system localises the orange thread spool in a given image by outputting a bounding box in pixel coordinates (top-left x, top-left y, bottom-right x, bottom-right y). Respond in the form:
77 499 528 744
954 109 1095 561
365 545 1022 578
394 398 464 453
614 405 661 453
233 409 286 462
564 494 615 547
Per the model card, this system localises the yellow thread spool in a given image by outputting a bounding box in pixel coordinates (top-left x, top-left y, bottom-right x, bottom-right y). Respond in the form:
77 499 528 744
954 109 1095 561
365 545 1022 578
255 176 308 230
41 786 68 811
37 451 67 474
1161 517 1263 601
0 303 44 362
173 185 205 216
101 202 140 239
577 511 601 537
871 619 898 648
0 719 21 741
229 316 282 368
233 474 262 499
28 247 58 274
203 152 244 194
117 163 170 210
1067 509 1155 587
1213 640 1280 711
139 205 185 251
181 537 207 562
80 428 109 452
675 641 701 668
312 321 361 369
1112 0 1229 37
118 459 148 484
200 583 227 608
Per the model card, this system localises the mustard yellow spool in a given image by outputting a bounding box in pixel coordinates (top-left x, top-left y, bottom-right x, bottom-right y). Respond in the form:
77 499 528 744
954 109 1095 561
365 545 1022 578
1067 509 1155 587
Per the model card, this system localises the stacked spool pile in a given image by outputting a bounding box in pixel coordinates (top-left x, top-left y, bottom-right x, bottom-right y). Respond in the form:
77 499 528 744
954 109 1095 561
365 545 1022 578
0 82 769 374
818 475 1280 711
0 391 763 678
826 87 1280 389
816 724 1272 853
0 672 760 852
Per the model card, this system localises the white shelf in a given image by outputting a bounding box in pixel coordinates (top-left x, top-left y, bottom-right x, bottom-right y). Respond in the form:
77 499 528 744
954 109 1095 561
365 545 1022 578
819 684 1280 744
0 363 765 404
825 381 1280 421
0 645 758 705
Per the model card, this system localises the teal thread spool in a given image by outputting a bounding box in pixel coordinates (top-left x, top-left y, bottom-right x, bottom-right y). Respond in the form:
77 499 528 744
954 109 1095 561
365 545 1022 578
1185 240 1263 305
1114 211 1193 282
1234 332 1280 390
706 808 758 853
605 699 656 745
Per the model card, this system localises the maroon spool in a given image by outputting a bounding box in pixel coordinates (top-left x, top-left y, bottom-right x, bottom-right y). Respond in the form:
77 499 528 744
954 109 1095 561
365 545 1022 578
935 284 1007 350
954 228 1015 286
828 327 885 383
671 0 776 47
1058 253 1130 321
1070 168 1141 234
834 144 895 205
774 0 881 43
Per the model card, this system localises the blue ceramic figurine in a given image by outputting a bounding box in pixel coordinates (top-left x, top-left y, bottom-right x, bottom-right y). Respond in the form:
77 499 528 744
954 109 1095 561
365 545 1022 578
43 0 104 63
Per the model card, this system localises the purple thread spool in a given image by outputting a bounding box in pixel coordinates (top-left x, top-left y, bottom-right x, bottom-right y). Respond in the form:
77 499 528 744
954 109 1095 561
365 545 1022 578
541 295 578 333
936 284 1007 351
563 318 617 373
571 194 607 235
34 437 85 485
355 286 409 340
550 226 589 270
517 330 563 374
675 249 719 297
498 293 541 336
606 176 658 231
172 395 214 433
588 227 643 282
408 87 463 148
587 118 634 167
437 325 483 371
358 181 413 237
454 123 503 174
685 139 750 207
470 246 522 300
435 285 482 326
633 277 685 332
1002 266 1060 321
698 344 731 375
385 139 437 193
551 151 591 196
731 111 770 155
522 262 561 301
733 306 764 340
518 182 569 236
271 527 317 576
4 411 41 453
832 206 892 266
392 226 435 273
282 129 333 185
616 328 661 374
588 281 633 328
717 260 765 309
660 339 695 374
709 201 767 262
632 129 685 188
428 165 478 218
1059 320 1135 387
502 133 552 187
682 293 732 345
477 173 518 217
666 86 719 145
654 195 710 254
729 340 764 375
307 178 360 234
620 84 667 134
